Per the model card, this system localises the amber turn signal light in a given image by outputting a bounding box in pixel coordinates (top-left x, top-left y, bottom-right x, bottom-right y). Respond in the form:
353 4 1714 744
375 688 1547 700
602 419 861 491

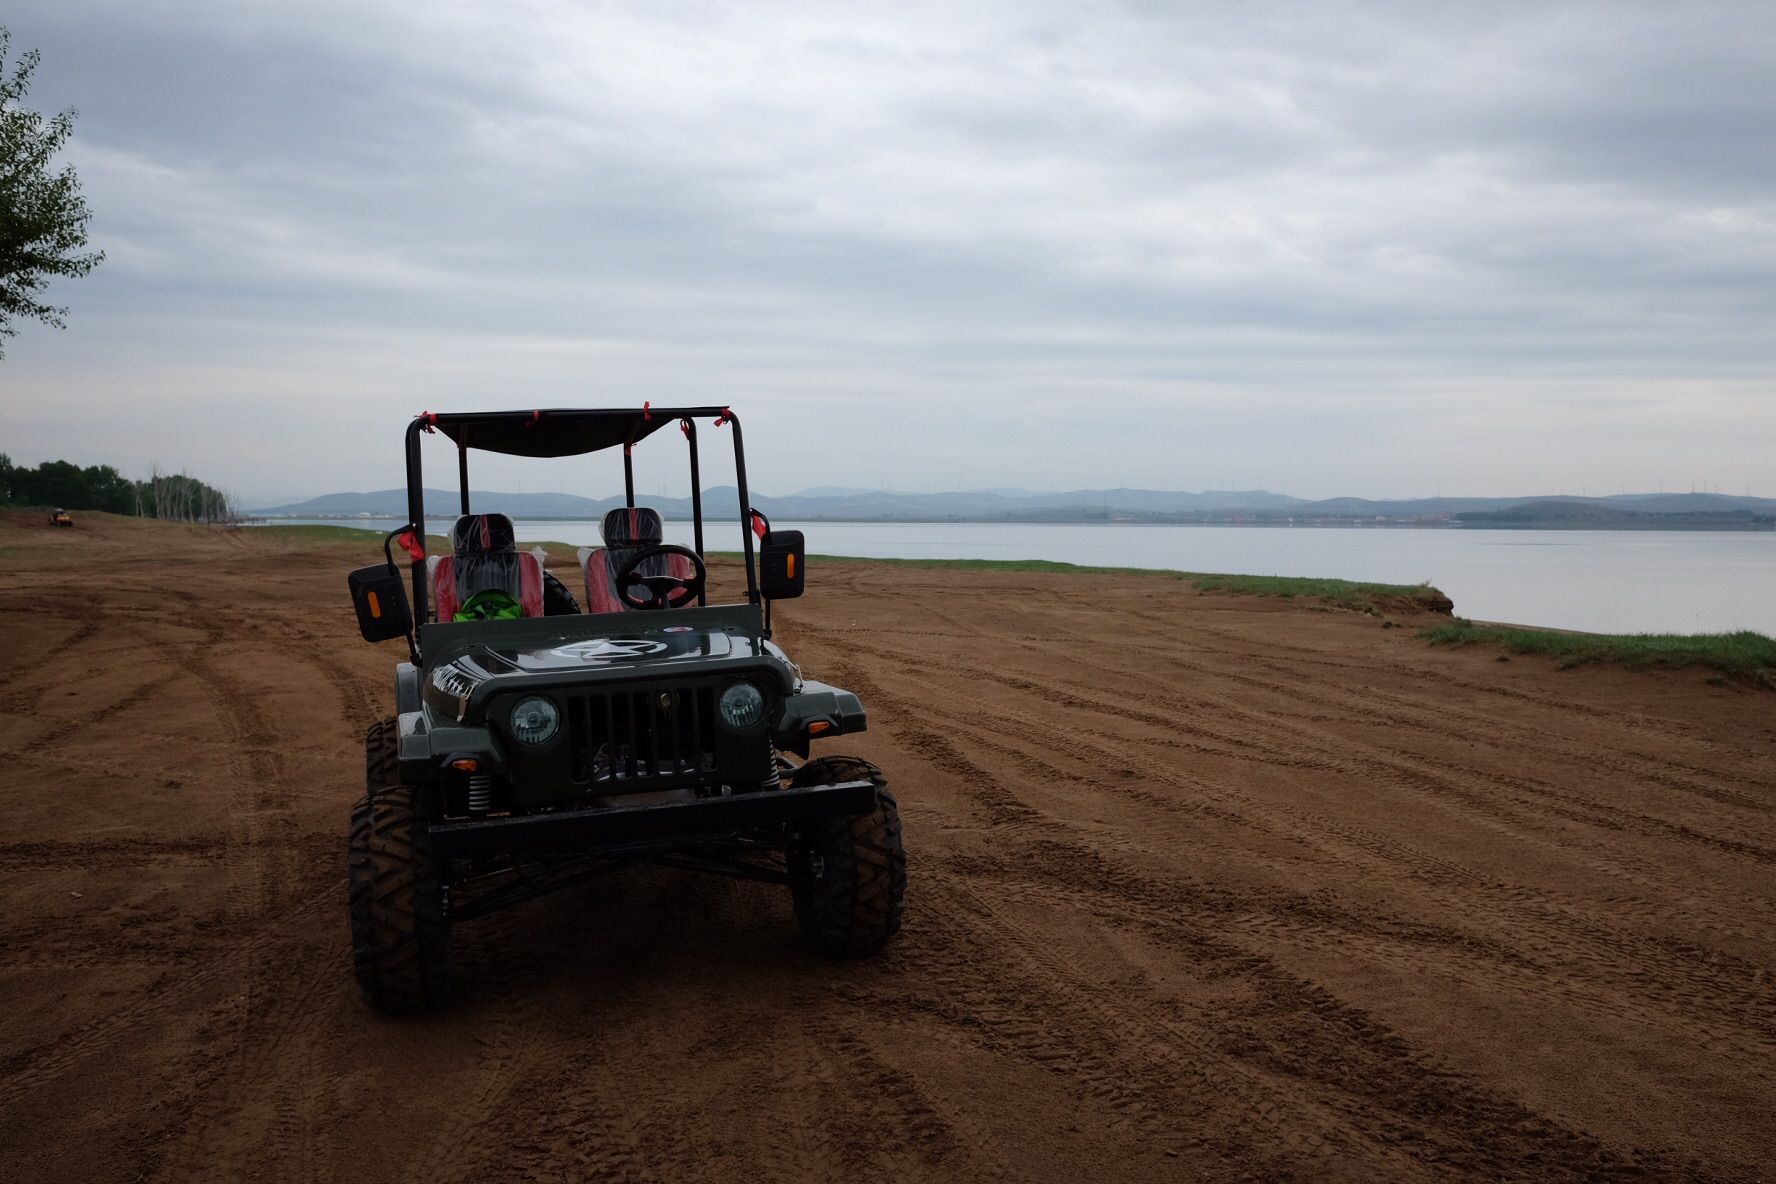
450 758 479 772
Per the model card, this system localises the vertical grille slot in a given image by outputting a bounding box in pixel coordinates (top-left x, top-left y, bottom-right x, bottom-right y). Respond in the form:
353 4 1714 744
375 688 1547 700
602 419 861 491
646 691 660 775
563 681 720 789
696 686 716 755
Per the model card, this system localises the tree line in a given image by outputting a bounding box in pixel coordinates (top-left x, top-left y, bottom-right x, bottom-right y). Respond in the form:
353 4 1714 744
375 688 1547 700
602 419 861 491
0 454 239 523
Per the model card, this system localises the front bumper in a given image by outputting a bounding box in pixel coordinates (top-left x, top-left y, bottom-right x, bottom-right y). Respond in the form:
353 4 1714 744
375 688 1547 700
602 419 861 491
427 779 879 862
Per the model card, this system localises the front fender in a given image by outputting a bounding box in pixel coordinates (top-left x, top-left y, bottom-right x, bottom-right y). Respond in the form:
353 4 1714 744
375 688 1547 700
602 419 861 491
772 679 868 750
397 708 508 783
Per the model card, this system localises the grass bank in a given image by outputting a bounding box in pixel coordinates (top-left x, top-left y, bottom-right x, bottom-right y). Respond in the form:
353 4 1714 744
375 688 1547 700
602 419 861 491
713 552 1452 616
1185 572 1452 614
1421 620 1776 682
246 524 417 547
256 527 1451 616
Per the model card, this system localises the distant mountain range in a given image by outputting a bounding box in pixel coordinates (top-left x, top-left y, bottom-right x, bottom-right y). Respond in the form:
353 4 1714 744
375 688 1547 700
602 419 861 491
1455 499 1775 531
250 486 1776 528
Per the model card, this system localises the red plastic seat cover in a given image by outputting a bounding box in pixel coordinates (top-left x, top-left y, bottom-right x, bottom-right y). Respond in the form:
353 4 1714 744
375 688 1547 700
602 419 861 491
434 513 544 620
582 507 695 613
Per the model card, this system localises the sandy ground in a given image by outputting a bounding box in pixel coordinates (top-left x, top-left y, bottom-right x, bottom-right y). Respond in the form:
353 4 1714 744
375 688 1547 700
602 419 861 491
1 513 1773 1183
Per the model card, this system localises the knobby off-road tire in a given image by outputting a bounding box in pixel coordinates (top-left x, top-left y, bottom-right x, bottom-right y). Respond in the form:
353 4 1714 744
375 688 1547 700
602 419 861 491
365 717 399 789
349 719 451 1013
789 756 906 956
542 570 581 616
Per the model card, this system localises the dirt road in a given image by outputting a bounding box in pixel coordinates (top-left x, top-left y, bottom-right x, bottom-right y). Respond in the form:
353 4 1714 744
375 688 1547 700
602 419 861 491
2 515 1773 1182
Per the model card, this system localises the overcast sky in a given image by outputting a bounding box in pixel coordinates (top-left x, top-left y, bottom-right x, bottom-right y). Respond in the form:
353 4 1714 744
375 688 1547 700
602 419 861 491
2 1 1772 503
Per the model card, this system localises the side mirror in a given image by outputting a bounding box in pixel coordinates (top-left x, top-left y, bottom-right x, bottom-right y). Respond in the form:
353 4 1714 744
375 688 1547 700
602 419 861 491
759 530 805 600
349 563 413 642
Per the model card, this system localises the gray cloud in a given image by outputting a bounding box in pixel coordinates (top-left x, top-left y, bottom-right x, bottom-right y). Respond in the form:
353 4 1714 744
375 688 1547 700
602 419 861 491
2 0 1772 501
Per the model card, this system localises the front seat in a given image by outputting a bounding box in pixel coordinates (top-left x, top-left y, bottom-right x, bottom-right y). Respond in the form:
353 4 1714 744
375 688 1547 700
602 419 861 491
579 507 696 613
433 513 545 621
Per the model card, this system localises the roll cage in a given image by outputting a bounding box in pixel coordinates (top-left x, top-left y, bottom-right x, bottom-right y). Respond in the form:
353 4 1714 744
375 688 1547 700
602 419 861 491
401 406 761 627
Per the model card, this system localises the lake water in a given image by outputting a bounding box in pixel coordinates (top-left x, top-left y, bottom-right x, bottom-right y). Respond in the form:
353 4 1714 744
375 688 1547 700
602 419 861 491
261 519 1776 636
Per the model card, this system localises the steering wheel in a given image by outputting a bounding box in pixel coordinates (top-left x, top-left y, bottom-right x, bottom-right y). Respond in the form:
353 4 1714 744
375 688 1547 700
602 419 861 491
614 545 708 610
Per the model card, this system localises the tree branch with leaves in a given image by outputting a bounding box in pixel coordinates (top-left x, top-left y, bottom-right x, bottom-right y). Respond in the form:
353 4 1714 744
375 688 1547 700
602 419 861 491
1 26 103 359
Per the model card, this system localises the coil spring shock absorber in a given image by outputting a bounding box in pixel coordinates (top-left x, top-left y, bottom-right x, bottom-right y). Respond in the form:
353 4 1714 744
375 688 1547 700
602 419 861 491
467 773 494 814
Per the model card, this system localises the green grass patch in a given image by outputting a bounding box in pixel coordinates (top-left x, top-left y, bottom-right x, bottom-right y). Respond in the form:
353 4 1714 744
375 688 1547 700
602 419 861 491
708 551 1450 614
1420 620 1776 679
709 551 1193 577
804 554 1185 577
246 524 407 547
1187 573 1451 612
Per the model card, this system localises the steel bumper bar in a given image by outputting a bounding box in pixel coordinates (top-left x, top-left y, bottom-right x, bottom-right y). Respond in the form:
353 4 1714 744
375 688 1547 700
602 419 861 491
427 779 879 862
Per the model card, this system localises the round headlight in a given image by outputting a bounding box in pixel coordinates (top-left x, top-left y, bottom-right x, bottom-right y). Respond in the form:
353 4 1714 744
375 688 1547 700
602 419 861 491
719 682 765 729
510 696 560 745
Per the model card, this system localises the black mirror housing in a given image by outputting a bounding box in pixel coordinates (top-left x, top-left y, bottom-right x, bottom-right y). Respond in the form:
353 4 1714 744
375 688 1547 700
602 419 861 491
349 564 414 642
759 530 805 600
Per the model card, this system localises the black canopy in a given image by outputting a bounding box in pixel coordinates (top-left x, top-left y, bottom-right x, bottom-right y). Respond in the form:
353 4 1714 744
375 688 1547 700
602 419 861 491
399 402 760 628
416 407 731 458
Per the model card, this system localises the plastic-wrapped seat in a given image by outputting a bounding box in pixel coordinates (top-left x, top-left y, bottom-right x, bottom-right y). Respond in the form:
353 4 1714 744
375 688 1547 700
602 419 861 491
433 513 544 621
578 507 696 613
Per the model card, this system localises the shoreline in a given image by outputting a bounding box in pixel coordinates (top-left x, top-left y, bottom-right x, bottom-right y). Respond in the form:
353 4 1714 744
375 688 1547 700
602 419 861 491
242 514 1776 533
244 521 1776 679
11 514 1772 675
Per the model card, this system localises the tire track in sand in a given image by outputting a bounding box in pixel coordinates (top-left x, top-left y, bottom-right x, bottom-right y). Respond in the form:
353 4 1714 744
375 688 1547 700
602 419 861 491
805 644 1717 1181
871 662 1776 1061
834 629 1776 938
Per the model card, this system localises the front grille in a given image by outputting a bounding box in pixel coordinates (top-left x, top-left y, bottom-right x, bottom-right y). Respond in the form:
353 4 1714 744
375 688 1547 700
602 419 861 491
563 683 720 788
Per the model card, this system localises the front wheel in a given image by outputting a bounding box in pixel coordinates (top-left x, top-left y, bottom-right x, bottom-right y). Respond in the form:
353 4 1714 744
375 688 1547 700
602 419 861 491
348 782 452 1013
788 757 906 956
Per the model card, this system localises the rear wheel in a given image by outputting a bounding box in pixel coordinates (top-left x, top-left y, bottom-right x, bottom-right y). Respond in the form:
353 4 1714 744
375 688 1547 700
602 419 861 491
543 571 581 616
349 722 451 1013
788 757 905 956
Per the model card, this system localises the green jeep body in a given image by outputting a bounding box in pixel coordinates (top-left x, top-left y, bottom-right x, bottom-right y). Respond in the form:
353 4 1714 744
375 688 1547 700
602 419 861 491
344 407 905 1014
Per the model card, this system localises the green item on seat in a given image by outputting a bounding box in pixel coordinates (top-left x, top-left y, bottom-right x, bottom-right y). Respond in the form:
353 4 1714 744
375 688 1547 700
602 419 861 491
455 589 522 621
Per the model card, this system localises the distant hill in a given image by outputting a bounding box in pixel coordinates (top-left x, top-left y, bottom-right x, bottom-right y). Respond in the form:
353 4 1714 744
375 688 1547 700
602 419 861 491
1456 500 1775 531
254 486 1776 528
257 488 640 519
1584 492 1776 514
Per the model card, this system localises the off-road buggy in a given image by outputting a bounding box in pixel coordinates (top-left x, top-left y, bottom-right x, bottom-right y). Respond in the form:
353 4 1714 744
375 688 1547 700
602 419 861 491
49 508 72 527
344 407 905 1013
